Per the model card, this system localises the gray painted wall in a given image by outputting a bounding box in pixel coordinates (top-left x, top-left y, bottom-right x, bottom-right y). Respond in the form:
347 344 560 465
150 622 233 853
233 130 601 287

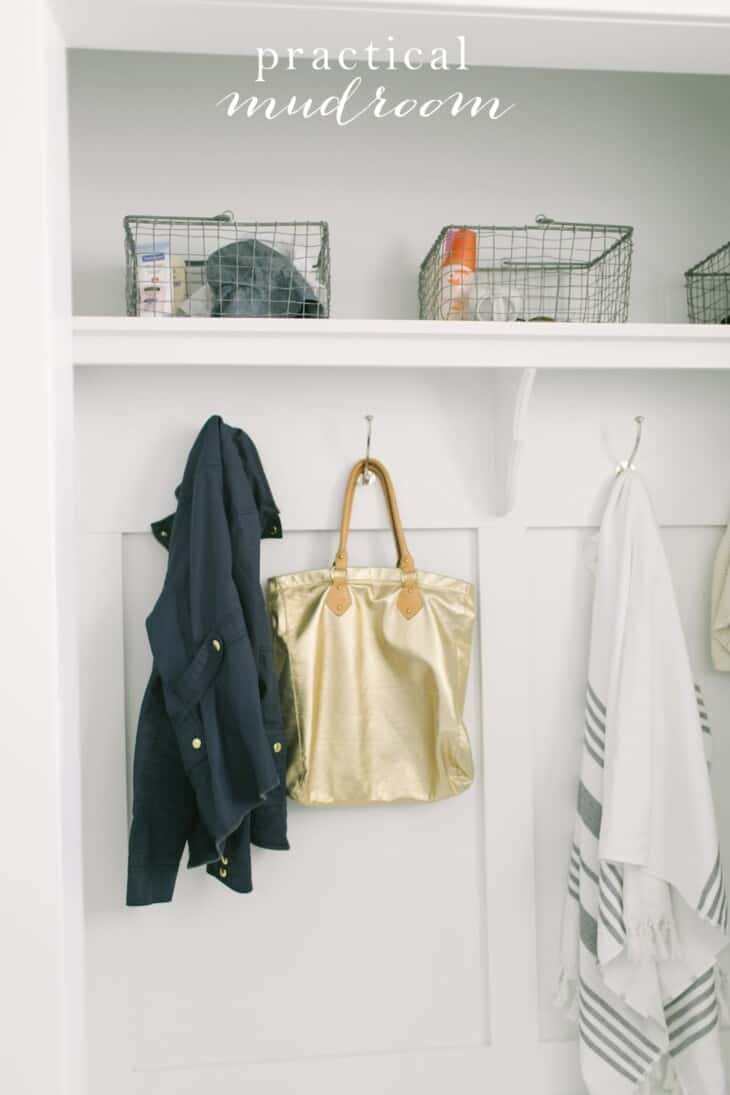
68 52 730 320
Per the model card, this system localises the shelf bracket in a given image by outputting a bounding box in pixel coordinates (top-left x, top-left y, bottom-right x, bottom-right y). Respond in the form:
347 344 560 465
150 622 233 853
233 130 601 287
494 367 536 517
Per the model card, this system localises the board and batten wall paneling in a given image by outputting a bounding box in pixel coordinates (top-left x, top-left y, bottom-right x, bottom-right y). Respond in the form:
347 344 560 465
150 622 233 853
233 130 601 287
76 362 730 1091
74 365 498 531
119 529 487 1071
80 526 499 1094
79 534 134 1090
520 369 730 528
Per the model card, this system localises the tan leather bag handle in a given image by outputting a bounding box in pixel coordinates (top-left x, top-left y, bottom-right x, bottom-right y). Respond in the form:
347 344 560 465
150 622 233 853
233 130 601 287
333 458 414 574
326 458 423 620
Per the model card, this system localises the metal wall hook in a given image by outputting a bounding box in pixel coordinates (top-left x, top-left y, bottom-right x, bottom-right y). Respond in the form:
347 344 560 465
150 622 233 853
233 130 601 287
361 415 374 485
616 415 645 474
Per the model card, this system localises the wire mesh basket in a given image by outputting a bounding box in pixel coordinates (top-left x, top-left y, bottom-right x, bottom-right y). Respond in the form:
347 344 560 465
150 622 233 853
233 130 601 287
685 242 730 324
124 212 330 318
419 215 633 323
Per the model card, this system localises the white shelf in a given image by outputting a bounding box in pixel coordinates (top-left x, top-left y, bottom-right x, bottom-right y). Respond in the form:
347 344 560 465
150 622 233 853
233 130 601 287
73 317 730 371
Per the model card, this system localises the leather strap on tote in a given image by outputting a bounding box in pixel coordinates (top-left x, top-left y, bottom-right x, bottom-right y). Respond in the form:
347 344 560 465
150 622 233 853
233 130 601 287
326 458 423 620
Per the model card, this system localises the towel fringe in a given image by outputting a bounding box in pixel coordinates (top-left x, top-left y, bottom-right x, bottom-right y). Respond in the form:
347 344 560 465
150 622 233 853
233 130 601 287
636 1055 679 1095
626 917 681 963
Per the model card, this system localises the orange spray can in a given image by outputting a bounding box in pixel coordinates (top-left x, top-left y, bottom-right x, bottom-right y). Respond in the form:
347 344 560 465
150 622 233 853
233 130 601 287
440 228 477 320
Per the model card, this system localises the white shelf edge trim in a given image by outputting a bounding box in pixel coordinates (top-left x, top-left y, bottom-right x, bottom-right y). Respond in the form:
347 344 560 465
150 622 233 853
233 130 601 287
64 1 730 76
73 318 730 371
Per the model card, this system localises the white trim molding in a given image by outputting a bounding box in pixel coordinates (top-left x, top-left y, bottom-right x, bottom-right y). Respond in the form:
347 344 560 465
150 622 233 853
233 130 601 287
63 0 730 73
73 317 730 371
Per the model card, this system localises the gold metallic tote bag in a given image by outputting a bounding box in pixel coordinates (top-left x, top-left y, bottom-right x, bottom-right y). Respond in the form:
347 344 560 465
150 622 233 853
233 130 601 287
268 458 475 806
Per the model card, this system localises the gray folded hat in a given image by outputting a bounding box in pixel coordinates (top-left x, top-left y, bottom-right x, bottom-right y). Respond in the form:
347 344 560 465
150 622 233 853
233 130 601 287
206 238 322 317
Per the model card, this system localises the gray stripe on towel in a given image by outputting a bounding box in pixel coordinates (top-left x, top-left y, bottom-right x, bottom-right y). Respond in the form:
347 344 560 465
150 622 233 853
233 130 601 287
580 992 653 1065
665 968 714 1015
670 1014 718 1059
580 1014 643 1079
580 906 598 956
580 1024 640 1083
578 782 602 839
587 683 607 716
699 854 721 911
580 979 660 1054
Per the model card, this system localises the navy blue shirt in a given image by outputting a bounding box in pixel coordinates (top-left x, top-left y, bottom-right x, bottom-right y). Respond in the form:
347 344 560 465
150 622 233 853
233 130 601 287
127 416 287 905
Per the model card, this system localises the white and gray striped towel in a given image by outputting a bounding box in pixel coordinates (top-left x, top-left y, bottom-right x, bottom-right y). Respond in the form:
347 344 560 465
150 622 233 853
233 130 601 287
558 470 729 1095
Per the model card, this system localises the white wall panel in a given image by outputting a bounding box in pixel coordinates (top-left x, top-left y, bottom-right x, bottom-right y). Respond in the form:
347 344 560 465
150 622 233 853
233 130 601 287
76 362 730 1091
83 525 488 1081
528 527 594 1044
75 365 497 532
79 534 134 1095
522 370 730 528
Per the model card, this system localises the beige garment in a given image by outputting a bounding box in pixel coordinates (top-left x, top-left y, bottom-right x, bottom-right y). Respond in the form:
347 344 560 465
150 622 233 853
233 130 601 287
711 523 730 671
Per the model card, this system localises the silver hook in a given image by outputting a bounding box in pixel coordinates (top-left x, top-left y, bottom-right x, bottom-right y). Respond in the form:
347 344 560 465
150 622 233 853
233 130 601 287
617 415 645 474
361 415 374 485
